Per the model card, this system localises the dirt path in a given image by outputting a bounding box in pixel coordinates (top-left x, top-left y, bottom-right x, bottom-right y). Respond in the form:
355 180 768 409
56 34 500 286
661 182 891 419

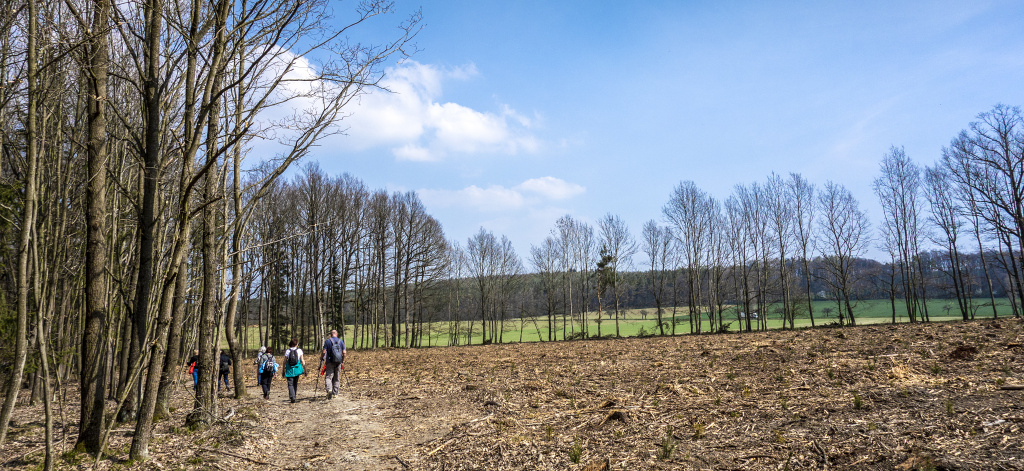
0 365 462 470
257 386 392 469
236 369 457 471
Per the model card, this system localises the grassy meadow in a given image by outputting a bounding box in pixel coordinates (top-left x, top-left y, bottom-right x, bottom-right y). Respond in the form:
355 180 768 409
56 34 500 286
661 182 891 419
237 298 1017 351
411 297 1017 346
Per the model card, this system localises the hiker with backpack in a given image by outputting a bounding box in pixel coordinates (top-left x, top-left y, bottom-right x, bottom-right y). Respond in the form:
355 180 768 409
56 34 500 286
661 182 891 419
255 346 267 386
282 338 306 403
258 348 278 399
321 329 346 400
218 350 232 391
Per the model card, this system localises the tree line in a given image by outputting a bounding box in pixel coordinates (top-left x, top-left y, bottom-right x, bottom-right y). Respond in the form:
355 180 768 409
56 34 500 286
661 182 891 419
0 0 1022 466
233 107 1024 348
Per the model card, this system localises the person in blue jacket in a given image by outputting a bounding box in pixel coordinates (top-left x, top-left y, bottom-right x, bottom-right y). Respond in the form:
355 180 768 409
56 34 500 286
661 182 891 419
259 348 277 399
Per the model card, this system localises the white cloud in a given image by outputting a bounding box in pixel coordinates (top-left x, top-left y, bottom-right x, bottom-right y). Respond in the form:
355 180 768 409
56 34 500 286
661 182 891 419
419 185 525 212
280 54 318 95
392 144 433 162
248 57 542 163
515 177 585 200
430 102 510 152
244 46 325 128
334 61 541 160
419 177 586 213
501 104 534 127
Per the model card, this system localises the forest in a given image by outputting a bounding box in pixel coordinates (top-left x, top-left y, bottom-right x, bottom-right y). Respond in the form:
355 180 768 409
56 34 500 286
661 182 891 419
0 0 1023 468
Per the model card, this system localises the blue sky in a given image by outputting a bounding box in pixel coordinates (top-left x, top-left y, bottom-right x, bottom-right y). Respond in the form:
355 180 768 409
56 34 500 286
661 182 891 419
301 0 1024 264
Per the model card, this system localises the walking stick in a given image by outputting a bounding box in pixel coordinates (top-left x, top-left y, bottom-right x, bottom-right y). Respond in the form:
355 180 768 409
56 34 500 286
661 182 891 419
311 354 324 401
342 362 350 388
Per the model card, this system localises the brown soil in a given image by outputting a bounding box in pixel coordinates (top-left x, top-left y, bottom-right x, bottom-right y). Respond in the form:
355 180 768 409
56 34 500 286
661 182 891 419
2 318 1023 470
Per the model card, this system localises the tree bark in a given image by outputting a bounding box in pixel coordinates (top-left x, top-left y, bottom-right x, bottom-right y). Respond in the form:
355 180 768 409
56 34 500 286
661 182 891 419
36 290 54 471
155 255 189 419
76 0 112 448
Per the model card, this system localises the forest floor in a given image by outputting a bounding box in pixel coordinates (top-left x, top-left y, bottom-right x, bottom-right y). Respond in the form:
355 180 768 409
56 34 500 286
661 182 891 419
2 317 1024 470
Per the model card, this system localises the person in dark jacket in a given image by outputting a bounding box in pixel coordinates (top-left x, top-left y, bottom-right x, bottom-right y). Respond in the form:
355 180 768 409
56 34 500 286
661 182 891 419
187 350 200 390
218 350 232 391
321 330 346 400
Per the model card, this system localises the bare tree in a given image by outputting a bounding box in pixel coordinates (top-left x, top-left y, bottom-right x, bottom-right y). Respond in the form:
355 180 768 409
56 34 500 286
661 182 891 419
594 246 612 337
706 211 728 332
818 181 871 326
531 236 563 341
0 0 40 447
738 183 772 330
466 228 522 344
75 0 112 453
327 173 368 338
789 173 816 327
494 234 523 344
407 213 448 347
765 173 796 329
942 136 1001 318
444 242 467 345
942 105 1024 317
923 165 970 320
724 192 755 332
597 213 636 337
641 220 673 336
553 215 594 338
874 146 928 322
572 220 595 337
664 181 719 334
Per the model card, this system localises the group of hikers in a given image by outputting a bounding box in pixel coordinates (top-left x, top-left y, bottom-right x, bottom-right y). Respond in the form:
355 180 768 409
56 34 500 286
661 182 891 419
187 330 347 403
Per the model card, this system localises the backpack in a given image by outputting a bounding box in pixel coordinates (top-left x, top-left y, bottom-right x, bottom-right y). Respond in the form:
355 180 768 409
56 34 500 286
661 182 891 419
286 348 299 367
219 356 230 372
259 354 276 374
327 337 344 363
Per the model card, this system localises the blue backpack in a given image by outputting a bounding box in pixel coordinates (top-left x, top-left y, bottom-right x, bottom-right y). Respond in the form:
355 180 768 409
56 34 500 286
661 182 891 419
259 354 277 374
327 337 344 363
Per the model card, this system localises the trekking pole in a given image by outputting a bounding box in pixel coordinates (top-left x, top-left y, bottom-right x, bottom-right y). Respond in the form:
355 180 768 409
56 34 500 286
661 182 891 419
311 354 324 401
342 362 350 388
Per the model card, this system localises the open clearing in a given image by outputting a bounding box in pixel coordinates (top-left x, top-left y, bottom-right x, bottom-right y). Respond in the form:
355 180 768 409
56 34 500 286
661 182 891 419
3 318 1024 470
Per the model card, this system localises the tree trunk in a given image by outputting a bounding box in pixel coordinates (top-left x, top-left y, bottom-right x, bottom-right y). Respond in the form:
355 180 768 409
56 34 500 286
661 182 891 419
130 263 176 459
1 0 40 446
36 290 54 471
189 162 220 427
155 256 188 419
77 0 112 450
121 0 164 424
226 130 247 398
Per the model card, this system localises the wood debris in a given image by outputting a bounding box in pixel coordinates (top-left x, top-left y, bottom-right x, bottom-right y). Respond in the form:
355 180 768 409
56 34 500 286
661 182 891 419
3 319 1023 470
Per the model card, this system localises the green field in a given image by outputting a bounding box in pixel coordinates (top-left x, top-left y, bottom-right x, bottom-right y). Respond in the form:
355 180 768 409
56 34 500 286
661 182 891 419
236 298 1017 351
408 297 1018 346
